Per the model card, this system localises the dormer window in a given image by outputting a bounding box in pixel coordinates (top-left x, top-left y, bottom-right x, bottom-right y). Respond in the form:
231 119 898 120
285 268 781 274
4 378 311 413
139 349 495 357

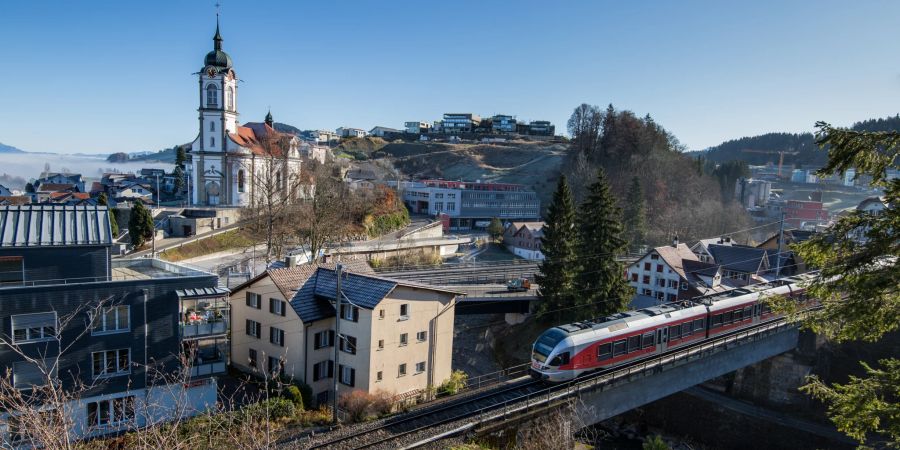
206 84 218 107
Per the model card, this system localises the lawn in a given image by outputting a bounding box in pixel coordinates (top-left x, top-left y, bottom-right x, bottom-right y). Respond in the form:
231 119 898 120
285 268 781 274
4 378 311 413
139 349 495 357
160 230 255 262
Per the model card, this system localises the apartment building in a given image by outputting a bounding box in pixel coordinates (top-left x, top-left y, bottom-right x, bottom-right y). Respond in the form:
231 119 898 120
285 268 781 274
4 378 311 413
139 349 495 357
626 240 698 304
0 205 224 444
525 120 555 136
230 261 460 406
405 121 432 134
783 200 829 228
438 113 481 133
402 180 540 230
491 115 517 133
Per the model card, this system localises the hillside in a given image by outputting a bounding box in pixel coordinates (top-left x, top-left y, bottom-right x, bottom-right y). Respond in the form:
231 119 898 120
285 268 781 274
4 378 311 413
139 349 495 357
0 142 26 153
697 115 900 166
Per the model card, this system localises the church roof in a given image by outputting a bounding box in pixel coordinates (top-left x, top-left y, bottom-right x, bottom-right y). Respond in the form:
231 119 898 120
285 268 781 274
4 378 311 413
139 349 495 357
204 17 232 70
228 122 293 157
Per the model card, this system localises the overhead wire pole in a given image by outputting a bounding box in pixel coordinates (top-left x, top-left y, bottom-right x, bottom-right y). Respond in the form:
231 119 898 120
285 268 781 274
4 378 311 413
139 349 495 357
332 263 342 425
775 211 785 277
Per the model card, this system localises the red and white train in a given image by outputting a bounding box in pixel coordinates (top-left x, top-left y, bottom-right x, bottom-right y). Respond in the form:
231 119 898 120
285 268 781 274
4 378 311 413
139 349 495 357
530 272 818 382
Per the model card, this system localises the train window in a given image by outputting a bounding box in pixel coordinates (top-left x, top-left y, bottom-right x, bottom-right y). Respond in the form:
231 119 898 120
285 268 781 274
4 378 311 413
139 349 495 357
628 335 641 352
549 352 570 366
762 304 771 315
682 322 692 336
744 306 753 319
712 314 723 328
669 325 681 340
612 340 627 357
694 318 704 331
642 332 654 349
724 311 733 324
733 309 742 322
598 343 612 360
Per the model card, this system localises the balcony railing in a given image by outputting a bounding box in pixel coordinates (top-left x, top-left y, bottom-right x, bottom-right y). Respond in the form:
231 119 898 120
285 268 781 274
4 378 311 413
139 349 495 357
191 361 226 378
181 319 228 337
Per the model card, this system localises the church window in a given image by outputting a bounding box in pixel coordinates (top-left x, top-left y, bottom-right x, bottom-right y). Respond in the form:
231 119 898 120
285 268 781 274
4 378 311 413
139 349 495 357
206 84 218 107
210 137 215 148
226 87 234 110
210 121 215 132
238 170 245 193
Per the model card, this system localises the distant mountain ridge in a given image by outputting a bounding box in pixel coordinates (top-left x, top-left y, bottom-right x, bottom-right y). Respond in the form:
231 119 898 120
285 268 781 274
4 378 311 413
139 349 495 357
0 142 26 153
695 115 900 167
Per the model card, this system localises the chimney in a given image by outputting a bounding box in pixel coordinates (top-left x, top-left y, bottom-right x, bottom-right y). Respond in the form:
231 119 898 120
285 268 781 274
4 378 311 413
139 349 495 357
672 235 679 247
724 236 732 243
285 255 296 268
322 253 331 264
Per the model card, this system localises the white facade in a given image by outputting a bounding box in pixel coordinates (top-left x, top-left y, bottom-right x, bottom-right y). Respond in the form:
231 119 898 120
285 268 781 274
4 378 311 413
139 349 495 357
336 127 367 138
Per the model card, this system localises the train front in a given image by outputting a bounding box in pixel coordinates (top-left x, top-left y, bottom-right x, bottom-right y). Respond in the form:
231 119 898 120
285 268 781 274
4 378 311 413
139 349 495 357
530 327 576 382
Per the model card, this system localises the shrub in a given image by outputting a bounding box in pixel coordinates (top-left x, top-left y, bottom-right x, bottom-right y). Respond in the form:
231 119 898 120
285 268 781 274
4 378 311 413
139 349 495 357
439 370 469 396
296 382 314 410
283 385 304 410
338 390 374 423
248 397 296 421
370 389 394 416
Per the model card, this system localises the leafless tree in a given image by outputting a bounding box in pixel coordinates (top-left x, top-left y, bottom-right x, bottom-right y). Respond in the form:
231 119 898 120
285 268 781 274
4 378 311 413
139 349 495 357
291 163 353 262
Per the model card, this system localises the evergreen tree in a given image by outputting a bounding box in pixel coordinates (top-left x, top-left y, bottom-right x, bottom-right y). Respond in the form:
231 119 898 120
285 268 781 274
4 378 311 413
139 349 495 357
128 202 154 248
175 146 187 169
576 169 633 319
97 193 118 236
173 165 186 195
622 176 647 253
488 217 504 242
535 176 579 323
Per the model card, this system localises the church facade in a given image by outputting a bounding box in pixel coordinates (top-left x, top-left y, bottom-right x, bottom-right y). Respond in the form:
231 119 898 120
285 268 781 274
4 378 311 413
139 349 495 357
189 20 303 207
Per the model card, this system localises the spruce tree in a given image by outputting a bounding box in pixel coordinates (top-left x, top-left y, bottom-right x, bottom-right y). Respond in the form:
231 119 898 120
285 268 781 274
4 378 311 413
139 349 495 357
97 193 118 236
173 165 186 195
576 169 633 319
535 176 579 323
128 202 154 248
622 176 647 253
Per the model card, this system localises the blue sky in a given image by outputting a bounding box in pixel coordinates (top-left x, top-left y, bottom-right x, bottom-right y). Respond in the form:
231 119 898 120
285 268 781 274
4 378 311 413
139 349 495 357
2 1 899 154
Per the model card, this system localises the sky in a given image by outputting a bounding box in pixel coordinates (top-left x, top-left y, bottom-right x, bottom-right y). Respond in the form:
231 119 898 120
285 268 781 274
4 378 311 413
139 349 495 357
2 1 900 155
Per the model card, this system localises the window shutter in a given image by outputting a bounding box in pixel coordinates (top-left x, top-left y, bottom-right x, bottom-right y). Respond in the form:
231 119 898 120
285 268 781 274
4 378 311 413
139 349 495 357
269 327 274 344
245 319 252 336
279 329 285 346
246 292 252 307
338 364 344 383
281 301 286 317
269 298 275 314
352 307 359 322
313 364 320 382
327 360 334 377
350 368 355 387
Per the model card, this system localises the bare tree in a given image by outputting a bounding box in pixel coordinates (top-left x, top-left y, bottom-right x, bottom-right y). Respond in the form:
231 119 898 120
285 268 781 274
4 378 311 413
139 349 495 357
292 163 352 262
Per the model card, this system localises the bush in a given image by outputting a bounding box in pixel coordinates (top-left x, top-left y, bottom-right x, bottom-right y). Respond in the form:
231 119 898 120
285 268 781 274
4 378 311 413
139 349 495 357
248 397 296 421
283 385 304 409
338 390 396 422
439 370 469 396
295 382 314 410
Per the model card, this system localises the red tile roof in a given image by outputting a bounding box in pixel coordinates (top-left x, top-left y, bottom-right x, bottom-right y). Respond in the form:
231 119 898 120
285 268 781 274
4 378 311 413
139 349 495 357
228 123 292 157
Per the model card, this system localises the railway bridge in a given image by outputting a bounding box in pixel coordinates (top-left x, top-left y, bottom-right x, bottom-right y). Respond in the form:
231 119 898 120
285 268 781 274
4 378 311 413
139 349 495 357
297 318 805 449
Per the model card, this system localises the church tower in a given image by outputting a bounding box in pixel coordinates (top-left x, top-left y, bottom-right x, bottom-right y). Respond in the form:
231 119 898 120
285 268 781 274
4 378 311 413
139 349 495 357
199 16 239 150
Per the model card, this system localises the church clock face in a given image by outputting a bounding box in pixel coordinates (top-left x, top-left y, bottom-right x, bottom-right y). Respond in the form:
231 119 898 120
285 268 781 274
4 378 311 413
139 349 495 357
206 67 217 77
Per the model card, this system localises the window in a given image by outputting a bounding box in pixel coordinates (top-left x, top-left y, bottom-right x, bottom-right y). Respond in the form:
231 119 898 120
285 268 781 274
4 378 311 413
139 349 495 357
642 275 650 284
657 278 666 287
270 327 285 347
245 319 261 338
669 325 681 340
682 322 692 337
210 121 215 132
267 356 282 375
642 332 655 349
644 262 651 271
723 310 733 324
226 87 234 109
377 339 384 350
642 288 652 296
238 170 245 193
376 371 383 382
656 264 663 273
733 308 743 322
92 349 130 378
246 292 261 309
398 363 407 377
612 340 627 357
248 349 258 368
399 333 408 346
312 360 334 381
416 331 427 342
598 343 613 360
626 335 640 352
712 314 723 328
666 293 677 302
631 273 638 282
743 306 753 320
314 330 334 349
693 318 705 331
339 365 355 386
341 304 359 322
667 280 678 289
415 362 426 373
340 335 357 355
0 256 24 285
650 254 659 260
87 396 135 428
92 306 129 334
399 304 409 320
378 309 385 319
270 298 286 316
13 360 54 390
12 312 57 343
210 136 215 147
206 84 218 107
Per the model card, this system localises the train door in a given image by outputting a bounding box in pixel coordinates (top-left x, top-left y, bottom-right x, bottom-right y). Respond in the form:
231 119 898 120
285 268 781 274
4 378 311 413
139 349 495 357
657 327 669 352
753 304 761 325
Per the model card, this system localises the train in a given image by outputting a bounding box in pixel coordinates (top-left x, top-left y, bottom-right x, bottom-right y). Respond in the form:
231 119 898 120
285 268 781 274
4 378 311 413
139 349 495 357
530 272 819 382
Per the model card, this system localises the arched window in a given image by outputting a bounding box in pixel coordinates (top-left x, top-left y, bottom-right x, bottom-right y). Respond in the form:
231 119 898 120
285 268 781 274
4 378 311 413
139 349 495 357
210 137 215 148
226 87 234 110
238 170 245 193
210 121 215 132
206 84 218 107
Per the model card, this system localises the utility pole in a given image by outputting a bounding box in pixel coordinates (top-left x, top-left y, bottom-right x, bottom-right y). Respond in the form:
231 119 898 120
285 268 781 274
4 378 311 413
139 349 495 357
331 263 343 425
775 211 785 278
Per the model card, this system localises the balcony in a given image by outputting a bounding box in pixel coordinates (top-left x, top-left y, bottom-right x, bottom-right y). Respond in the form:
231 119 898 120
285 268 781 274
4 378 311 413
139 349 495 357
177 288 230 338
181 317 228 337
184 337 227 378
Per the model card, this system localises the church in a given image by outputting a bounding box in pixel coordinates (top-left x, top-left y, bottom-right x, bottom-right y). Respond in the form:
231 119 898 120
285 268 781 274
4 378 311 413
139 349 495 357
188 19 303 207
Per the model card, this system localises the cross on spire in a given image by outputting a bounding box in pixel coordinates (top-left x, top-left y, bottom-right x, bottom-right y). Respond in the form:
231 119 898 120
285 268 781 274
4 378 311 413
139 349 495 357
213 3 223 51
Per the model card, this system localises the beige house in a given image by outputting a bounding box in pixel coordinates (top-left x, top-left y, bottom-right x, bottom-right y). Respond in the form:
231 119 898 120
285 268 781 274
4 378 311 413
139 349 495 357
229 260 460 406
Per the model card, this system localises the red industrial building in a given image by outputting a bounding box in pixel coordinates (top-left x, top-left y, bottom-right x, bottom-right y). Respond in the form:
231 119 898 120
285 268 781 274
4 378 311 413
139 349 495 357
783 200 829 228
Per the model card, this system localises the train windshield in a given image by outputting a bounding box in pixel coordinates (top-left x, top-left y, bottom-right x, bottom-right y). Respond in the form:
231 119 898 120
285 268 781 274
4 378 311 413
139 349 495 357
533 328 568 363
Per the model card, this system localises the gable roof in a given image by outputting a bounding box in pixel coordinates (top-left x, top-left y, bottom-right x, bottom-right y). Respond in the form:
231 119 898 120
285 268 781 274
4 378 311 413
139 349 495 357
0 205 113 247
652 243 698 279
37 183 77 193
229 123 295 157
707 244 768 273
230 259 374 298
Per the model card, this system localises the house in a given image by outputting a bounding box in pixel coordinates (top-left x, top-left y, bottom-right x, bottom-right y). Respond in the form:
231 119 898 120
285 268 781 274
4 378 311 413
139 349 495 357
502 222 544 260
626 240 699 304
525 120 555 136
690 236 736 263
734 178 772 208
113 181 154 204
706 244 771 285
757 228 814 272
784 200 829 228
368 126 401 138
0 184 12 196
336 127 367 138
491 115 517 133
439 113 481 133
405 121 431 134
849 197 889 243
32 183 79 203
0 196 30 206
230 260 461 406
33 173 85 193
0 205 225 443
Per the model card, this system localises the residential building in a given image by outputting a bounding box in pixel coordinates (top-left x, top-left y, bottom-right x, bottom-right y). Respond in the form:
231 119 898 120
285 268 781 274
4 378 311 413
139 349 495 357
301 130 339 145
0 205 225 444
401 180 540 230
705 244 772 284
299 141 330 164
166 208 240 237
502 222 544 260
187 21 304 207
230 260 460 406
783 200 829 228
33 173 85 193
757 229 814 273
525 120 555 136
112 182 154 204
336 127 367 138
734 178 771 208
368 126 401 137
849 196 889 243
405 121 431 134
625 240 698 304
439 113 481 134
0 184 12 196
491 115 517 133
690 236 735 263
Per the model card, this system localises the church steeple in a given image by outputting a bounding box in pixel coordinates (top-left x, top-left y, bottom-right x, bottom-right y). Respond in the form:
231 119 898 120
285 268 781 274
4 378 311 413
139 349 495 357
213 14 223 51
265 110 274 127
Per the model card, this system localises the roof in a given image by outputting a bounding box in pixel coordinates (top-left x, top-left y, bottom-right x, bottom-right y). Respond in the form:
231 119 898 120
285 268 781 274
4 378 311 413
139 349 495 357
228 123 293 157
37 183 77 193
707 244 768 273
683 259 720 278
857 196 888 211
0 205 113 247
0 196 30 206
230 259 374 299
176 286 230 298
653 243 698 279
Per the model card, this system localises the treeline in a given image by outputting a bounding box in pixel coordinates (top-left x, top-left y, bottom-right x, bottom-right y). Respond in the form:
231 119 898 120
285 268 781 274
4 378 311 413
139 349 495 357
699 115 900 166
562 104 751 248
